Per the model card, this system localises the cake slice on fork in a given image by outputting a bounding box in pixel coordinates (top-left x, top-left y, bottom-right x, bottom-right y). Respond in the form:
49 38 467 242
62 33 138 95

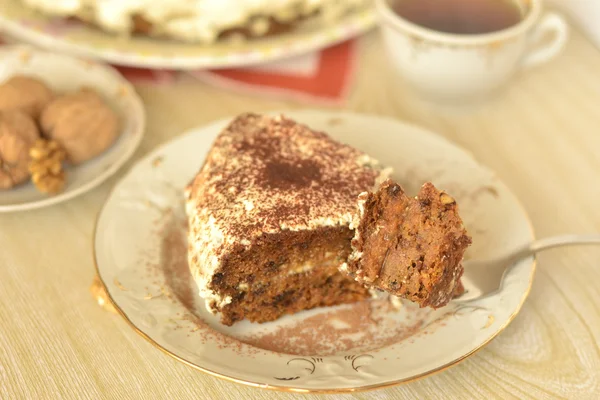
344 179 471 308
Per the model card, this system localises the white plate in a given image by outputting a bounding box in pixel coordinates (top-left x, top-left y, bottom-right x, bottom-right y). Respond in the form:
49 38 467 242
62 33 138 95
0 0 374 69
94 110 535 393
0 46 145 212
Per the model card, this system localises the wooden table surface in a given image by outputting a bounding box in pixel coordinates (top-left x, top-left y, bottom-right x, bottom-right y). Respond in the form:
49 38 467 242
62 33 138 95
1 27 599 400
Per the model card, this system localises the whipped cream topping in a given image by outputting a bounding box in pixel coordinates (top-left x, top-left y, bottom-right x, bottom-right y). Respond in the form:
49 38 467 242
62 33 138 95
22 0 370 42
186 113 390 314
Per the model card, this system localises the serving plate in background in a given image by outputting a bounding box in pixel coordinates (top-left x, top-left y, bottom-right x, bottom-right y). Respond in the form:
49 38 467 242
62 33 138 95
0 0 375 70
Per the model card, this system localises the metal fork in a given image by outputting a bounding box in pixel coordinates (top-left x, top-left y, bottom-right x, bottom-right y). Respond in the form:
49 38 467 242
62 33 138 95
454 234 600 303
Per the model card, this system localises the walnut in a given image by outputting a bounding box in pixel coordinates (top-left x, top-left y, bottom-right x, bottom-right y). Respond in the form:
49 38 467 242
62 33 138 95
0 111 40 189
440 193 456 205
40 89 120 165
0 76 54 118
28 139 67 195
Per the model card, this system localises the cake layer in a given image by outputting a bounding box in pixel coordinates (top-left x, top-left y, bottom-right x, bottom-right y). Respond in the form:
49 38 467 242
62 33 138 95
21 0 370 43
186 113 389 323
211 226 370 325
345 180 471 308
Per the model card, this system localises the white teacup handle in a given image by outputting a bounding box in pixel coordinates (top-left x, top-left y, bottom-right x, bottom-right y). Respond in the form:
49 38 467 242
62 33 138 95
522 12 569 69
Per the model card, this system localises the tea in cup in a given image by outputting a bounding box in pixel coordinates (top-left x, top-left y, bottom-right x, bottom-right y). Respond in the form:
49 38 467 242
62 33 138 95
376 0 569 101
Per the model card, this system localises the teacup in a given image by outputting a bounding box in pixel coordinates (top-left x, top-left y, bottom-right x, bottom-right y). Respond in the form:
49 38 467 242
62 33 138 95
376 0 569 101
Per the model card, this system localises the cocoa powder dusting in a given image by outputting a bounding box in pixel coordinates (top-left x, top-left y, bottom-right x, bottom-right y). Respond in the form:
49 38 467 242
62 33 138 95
151 209 263 354
186 113 385 255
151 208 430 357
239 299 427 356
160 216 194 310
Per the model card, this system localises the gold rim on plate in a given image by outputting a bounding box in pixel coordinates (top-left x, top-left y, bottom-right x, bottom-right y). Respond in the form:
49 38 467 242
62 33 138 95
91 113 537 393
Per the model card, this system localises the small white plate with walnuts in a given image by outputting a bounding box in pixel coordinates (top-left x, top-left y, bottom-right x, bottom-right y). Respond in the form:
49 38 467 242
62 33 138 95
0 46 145 212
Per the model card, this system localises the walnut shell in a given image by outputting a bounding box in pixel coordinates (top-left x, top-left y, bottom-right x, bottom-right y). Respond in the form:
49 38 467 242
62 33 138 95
0 76 54 118
40 90 120 165
0 111 40 189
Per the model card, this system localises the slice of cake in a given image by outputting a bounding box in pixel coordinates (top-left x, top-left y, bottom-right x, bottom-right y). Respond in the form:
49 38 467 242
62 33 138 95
185 113 390 325
344 180 472 308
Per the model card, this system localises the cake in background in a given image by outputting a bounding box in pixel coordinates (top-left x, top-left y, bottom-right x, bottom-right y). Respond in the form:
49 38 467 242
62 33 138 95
20 0 371 43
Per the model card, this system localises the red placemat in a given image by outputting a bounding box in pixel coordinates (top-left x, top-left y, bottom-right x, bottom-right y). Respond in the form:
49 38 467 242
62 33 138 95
189 39 357 105
0 35 358 105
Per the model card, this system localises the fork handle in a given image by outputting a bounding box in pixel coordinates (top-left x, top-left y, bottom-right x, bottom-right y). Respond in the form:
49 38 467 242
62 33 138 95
530 234 600 252
514 234 600 261
455 234 600 303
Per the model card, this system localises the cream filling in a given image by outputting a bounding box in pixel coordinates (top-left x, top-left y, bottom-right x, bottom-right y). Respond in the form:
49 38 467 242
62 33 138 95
286 262 315 275
389 295 403 309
